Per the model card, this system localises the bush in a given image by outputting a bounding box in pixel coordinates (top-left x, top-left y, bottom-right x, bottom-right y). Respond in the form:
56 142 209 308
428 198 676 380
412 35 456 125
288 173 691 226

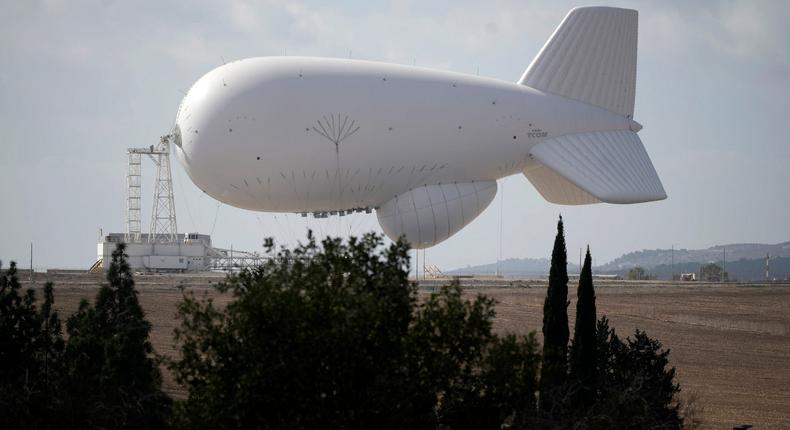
169 233 540 430
581 316 683 429
439 333 540 429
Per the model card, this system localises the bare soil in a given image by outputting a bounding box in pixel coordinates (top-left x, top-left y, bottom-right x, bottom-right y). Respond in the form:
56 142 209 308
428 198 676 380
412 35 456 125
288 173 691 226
22 273 790 428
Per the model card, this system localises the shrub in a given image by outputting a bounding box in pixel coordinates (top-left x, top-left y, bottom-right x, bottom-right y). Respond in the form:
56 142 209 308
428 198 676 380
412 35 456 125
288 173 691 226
169 233 540 430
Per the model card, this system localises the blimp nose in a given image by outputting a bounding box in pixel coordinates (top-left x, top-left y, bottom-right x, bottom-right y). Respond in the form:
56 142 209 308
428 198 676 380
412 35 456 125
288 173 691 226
171 125 182 149
173 125 184 151
171 124 192 175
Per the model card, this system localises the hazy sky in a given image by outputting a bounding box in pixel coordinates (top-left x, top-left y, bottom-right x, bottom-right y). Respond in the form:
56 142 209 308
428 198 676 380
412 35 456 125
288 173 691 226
2 0 789 271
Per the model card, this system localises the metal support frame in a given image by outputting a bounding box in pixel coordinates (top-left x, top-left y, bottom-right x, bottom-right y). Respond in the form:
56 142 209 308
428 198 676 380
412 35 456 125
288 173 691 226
206 247 268 272
126 153 142 243
126 135 178 244
115 134 272 272
148 136 178 243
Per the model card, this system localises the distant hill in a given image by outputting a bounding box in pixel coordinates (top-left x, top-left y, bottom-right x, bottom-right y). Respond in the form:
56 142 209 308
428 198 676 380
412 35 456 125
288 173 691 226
448 258 580 278
447 241 790 281
596 241 790 272
635 257 790 282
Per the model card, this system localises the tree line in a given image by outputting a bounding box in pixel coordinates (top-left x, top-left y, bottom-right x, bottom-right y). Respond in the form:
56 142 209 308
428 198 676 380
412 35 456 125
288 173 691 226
1 245 170 429
1 220 688 429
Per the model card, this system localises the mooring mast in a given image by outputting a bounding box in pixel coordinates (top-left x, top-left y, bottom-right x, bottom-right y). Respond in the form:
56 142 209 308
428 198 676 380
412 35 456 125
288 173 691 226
125 135 178 244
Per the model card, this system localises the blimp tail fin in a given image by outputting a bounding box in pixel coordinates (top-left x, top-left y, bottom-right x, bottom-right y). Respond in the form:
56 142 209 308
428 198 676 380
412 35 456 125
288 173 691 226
524 164 601 205
519 7 638 118
527 129 666 204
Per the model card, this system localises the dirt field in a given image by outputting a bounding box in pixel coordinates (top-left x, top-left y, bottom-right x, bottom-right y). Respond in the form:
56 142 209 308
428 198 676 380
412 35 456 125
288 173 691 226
21 273 790 428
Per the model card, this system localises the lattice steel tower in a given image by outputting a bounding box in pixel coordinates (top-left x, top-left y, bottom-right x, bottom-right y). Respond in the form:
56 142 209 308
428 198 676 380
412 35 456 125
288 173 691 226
126 135 178 244
125 152 142 243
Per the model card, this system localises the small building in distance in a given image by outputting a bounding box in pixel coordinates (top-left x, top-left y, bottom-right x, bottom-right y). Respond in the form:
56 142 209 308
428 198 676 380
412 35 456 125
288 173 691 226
679 273 696 281
95 233 216 272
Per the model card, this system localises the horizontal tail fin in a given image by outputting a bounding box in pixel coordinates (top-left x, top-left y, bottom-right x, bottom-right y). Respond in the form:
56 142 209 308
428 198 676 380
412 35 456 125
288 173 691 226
528 129 665 204
524 164 601 205
520 7 638 117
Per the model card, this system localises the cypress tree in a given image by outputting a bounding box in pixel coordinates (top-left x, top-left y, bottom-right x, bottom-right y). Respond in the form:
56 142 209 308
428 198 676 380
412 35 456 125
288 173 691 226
570 246 597 409
61 243 170 428
0 263 65 428
540 215 570 416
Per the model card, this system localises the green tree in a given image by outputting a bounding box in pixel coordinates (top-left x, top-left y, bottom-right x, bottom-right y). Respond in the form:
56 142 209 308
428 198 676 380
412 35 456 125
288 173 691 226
627 266 646 280
540 216 570 416
170 232 541 430
59 243 170 429
580 317 683 429
438 332 541 429
700 263 727 282
0 262 65 429
570 246 597 410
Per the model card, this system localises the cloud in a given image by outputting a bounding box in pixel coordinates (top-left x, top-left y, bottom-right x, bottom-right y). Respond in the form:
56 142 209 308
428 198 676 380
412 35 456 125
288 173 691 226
640 1 789 81
713 1 789 65
2 0 789 269
227 0 260 33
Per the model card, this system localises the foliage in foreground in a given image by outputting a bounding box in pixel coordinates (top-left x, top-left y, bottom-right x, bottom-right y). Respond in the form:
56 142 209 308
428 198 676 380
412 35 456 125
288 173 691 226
0 262 63 428
540 216 570 416
0 245 170 429
169 233 540 429
59 243 171 428
569 246 597 409
566 316 682 429
543 216 684 429
0 226 691 429
537 316 684 429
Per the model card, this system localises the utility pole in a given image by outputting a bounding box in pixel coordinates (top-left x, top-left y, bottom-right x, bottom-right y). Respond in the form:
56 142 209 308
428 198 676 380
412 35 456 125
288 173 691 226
671 244 674 281
30 242 33 284
723 247 726 282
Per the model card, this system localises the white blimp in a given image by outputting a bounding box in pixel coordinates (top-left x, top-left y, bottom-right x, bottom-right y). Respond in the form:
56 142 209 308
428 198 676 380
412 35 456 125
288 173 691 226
173 6 665 248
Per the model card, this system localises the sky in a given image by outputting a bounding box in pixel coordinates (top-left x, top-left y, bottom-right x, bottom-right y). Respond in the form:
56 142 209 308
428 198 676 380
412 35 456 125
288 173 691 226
1 0 789 271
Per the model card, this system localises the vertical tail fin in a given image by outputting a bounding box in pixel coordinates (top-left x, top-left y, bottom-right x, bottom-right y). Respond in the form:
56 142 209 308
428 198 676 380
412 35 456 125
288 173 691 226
519 7 638 118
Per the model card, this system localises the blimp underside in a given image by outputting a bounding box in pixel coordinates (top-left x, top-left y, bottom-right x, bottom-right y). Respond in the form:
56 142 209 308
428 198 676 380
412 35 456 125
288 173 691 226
173 6 665 248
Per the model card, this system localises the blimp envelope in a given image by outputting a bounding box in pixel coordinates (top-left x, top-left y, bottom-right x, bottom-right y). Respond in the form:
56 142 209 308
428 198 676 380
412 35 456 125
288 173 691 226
172 6 665 248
